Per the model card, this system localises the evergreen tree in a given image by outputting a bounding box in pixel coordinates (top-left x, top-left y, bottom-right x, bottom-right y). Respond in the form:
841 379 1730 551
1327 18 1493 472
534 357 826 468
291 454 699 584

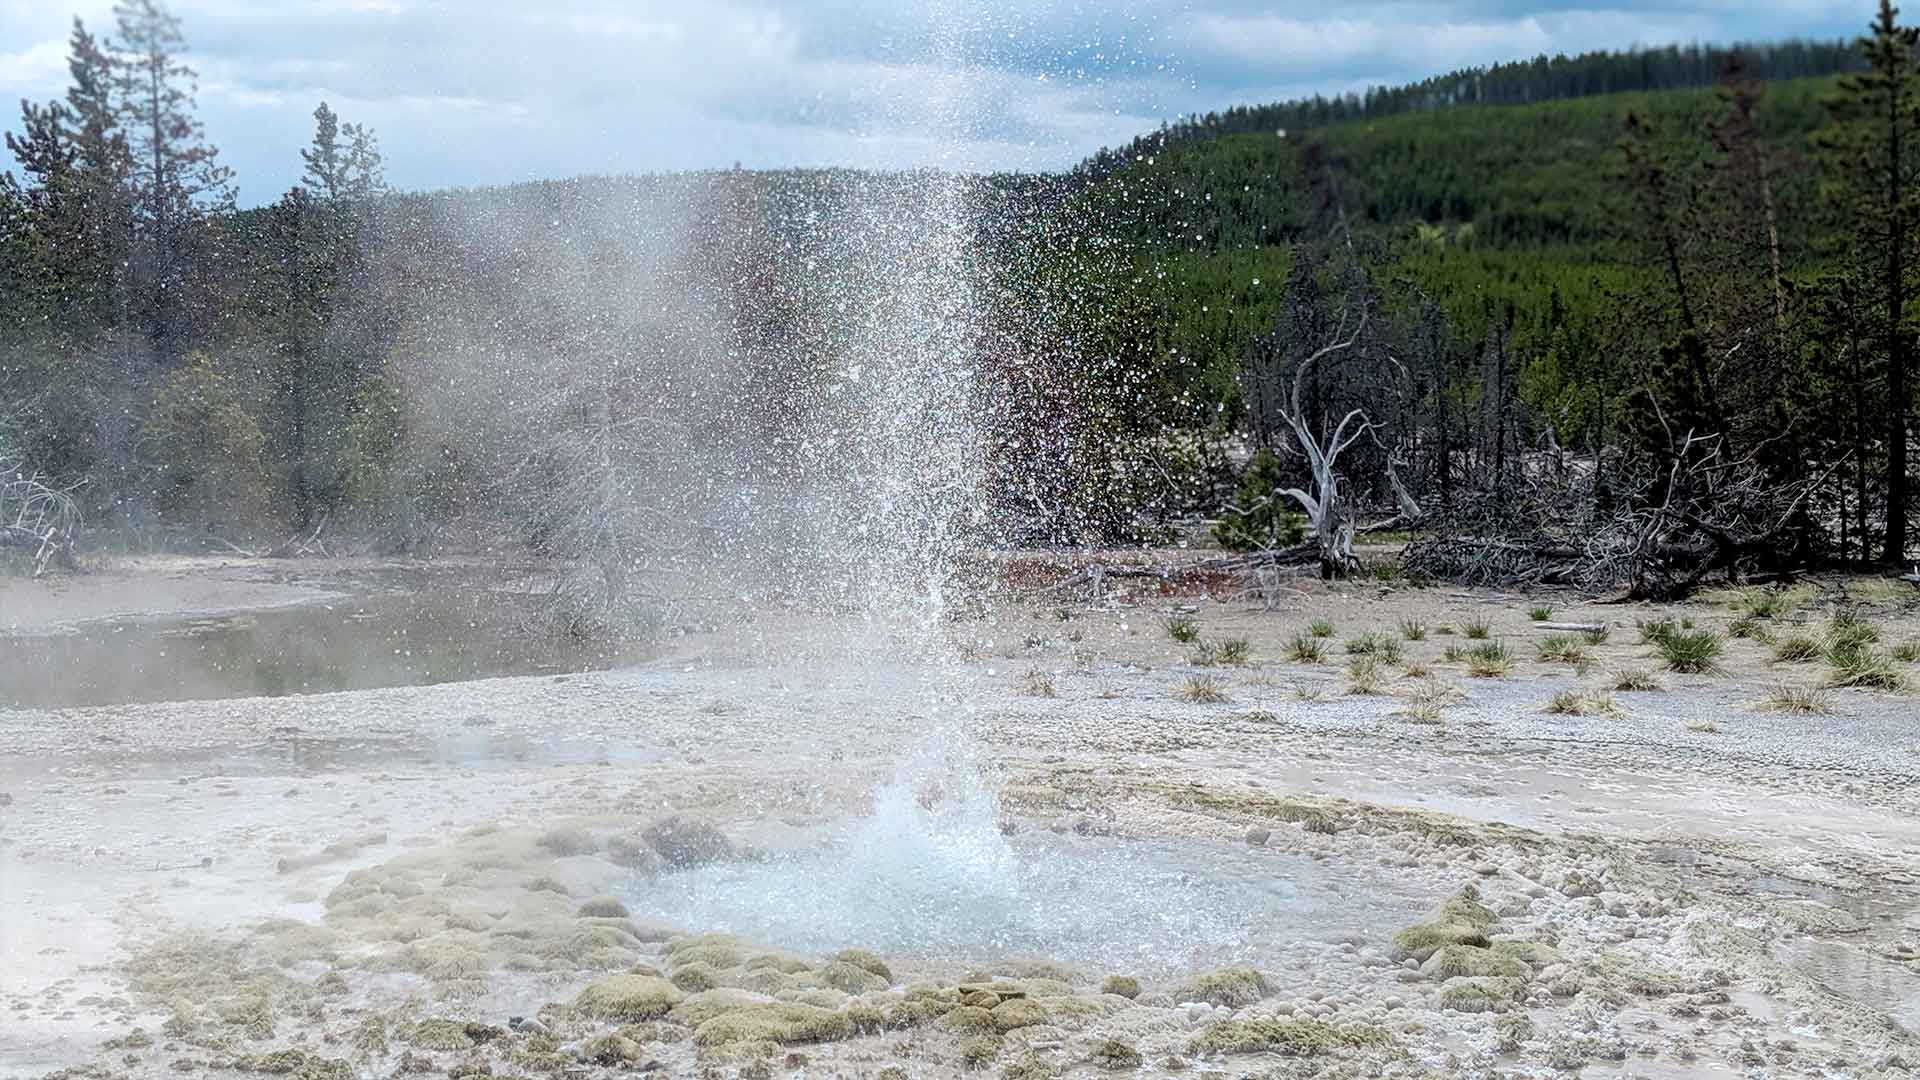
110 0 233 359
301 103 345 200
1820 0 1920 562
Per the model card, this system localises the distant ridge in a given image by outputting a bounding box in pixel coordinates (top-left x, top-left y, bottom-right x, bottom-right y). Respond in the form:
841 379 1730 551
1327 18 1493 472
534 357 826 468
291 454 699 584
1080 39 1861 176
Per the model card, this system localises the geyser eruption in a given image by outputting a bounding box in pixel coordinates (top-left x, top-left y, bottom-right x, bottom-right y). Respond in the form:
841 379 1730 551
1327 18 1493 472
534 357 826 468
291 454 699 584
640 767 1311 977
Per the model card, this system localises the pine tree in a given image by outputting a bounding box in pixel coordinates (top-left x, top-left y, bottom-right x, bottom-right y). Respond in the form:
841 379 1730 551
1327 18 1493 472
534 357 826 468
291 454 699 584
1820 0 1920 563
110 0 233 358
301 103 344 200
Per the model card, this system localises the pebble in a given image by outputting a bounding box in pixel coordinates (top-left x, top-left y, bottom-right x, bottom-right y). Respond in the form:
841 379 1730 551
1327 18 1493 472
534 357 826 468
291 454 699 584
1245 827 1271 846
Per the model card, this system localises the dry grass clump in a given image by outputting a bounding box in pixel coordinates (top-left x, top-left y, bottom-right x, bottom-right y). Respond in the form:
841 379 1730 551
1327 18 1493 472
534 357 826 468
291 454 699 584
1194 638 1252 666
1728 614 1772 641
1611 668 1664 692
1345 656 1392 695
1286 631 1328 663
1174 675 1230 704
1464 641 1513 678
1536 633 1588 664
1016 669 1056 698
1583 625 1611 645
1527 604 1554 622
1772 635 1823 663
1307 616 1336 638
1398 618 1428 641
1755 683 1833 714
1345 631 1404 664
1892 639 1920 663
1397 678 1463 723
1734 585 1807 619
1291 681 1326 702
1542 688 1621 717
1829 608 1879 646
1165 615 1200 643
1462 616 1493 640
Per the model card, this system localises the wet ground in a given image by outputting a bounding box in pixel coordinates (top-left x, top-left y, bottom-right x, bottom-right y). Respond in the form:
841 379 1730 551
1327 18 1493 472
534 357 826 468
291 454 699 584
2 556 1918 1079
1 562 646 709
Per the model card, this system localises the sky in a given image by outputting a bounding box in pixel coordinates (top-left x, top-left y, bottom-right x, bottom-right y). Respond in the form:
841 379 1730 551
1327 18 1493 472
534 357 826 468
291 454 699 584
0 1 1874 206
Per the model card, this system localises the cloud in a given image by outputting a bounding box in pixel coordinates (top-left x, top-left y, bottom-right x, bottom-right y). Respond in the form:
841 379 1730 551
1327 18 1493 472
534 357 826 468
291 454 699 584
0 0 1879 203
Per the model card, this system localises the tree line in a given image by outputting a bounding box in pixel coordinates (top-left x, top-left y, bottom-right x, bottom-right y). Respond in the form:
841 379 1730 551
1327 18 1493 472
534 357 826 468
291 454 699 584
1055 1 1920 586
3 0 1915 595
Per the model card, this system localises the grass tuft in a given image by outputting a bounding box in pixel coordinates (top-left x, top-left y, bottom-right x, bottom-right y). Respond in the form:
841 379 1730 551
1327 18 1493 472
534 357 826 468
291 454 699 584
1165 615 1200 644
1174 675 1230 704
1016 670 1056 698
1345 631 1404 664
1398 618 1428 641
1638 618 1678 646
1536 633 1588 664
1464 640 1513 678
1307 617 1335 638
1462 616 1492 640
1771 635 1823 663
1656 628 1724 674
1823 642 1906 691
1893 640 1920 663
1611 667 1664 692
1527 604 1555 622
1194 638 1251 667
1542 688 1621 717
1755 683 1833 714
1286 632 1328 663
1345 656 1392 695
1583 625 1611 646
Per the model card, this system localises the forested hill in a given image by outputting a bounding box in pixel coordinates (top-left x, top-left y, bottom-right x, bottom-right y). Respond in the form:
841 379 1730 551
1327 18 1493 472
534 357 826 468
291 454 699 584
1078 39 1860 181
1071 71 1845 441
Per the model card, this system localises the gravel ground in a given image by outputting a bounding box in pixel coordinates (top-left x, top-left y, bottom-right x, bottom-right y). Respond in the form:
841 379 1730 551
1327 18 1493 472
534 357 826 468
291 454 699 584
2 562 1918 1079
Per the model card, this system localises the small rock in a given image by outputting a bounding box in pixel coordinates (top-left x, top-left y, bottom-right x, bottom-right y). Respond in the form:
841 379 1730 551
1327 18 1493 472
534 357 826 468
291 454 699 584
1245 828 1271 847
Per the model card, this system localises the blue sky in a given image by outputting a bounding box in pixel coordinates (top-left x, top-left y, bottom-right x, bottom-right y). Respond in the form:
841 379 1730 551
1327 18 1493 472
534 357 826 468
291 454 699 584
0 1 1874 205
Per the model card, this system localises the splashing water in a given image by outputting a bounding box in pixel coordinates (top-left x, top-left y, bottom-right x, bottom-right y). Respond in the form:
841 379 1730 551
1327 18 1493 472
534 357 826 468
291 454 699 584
636 765 1354 978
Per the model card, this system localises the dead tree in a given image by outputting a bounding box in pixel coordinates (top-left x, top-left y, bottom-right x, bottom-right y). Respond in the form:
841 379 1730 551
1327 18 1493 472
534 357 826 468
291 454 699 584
1 459 82 575
1403 426 1835 599
1269 308 1421 578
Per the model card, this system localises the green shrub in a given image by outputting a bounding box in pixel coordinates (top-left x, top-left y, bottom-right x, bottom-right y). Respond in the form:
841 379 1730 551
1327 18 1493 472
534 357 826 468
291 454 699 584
1165 615 1200 643
1211 449 1306 551
1462 616 1492 640
1527 605 1554 622
1308 617 1335 638
142 352 272 528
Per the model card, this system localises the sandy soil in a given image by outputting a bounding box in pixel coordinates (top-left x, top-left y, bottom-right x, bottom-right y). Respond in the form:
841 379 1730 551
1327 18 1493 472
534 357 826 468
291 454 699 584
2 558 1918 1080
